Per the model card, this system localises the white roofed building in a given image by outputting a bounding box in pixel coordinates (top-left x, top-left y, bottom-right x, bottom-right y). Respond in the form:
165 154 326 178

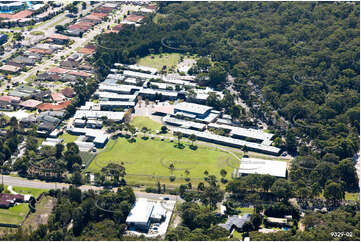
174 102 213 119
239 157 287 177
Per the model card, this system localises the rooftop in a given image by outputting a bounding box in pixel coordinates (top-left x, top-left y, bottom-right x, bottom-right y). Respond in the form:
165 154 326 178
173 127 281 154
174 102 212 115
239 157 287 177
20 99 42 108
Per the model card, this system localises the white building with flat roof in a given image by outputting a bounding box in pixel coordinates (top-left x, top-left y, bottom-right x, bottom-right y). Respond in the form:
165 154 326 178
174 102 213 119
126 198 155 231
239 157 287 177
123 70 158 80
173 127 281 155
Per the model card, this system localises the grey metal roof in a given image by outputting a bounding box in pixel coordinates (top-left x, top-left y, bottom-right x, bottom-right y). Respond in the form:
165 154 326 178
219 214 251 231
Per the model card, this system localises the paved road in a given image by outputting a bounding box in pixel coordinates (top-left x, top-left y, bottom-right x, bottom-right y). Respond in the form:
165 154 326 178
3 175 180 201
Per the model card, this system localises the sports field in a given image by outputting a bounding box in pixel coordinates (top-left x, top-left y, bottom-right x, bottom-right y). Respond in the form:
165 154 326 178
137 53 182 72
87 137 241 187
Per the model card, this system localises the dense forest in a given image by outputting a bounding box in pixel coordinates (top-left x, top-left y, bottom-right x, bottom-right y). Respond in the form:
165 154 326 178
94 2 359 194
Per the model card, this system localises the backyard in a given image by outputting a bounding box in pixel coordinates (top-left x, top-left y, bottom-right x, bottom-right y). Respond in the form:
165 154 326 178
0 204 29 226
87 136 241 187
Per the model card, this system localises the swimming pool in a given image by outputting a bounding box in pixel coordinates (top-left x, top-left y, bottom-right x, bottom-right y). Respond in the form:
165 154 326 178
0 1 33 14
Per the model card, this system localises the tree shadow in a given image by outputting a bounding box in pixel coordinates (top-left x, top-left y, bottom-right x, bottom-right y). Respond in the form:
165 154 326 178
127 137 136 143
174 143 185 149
142 136 149 140
189 145 198 151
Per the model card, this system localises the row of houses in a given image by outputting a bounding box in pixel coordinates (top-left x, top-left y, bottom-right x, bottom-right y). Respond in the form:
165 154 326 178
0 86 74 111
65 3 117 36
0 33 72 74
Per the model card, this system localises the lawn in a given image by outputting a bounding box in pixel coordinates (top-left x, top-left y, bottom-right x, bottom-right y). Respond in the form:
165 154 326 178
0 203 29 225
87 137 240 187
136 53 182 72
345 192 359 201
5 186 47 199
232 230 244 240
30 31 44 36
131 116 163 133
60 132 78 144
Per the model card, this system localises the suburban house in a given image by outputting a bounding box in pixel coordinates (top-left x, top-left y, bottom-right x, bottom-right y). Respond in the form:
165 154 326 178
219 214 252 233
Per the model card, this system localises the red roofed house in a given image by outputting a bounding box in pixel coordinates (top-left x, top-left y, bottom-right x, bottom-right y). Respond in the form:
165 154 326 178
61 87 75 98
37 100 72 111
0 96 21 106
51 93 66 102
48 67 68 74
83 14 102 23
0 10 33 21
27 48 52 55
125 14 144 23
68 70 91 78
146 5 158 11
113 24 123 31
0 193 25 208
48 34 69 45
0 65 20 73
78 47 95 55
90 12 108 19
19 99 42 109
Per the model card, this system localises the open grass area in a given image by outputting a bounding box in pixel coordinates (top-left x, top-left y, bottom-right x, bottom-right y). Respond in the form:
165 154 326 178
131 116 163 133
87 137 241 187
60 132 78 144
136 53 182 72
10 187 46 199
5 186 47 199
30 31 44 36
237 207 254 214
0 203 29 225
345 192 359 201
232 230 244 240
22 196 56 231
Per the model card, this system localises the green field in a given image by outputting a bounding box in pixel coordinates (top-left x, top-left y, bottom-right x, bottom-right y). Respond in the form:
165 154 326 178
131 116 163 133
30 31 44 36
87 137 240 187
137 53 182 72
8 186 47 199
60 132 78 144
345 192 359 201
0 204 29 225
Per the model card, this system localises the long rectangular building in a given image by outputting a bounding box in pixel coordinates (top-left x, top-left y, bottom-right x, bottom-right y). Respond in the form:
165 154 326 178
94 91 137 101
74 110 124 121
208 123 274 145
98 83 141 94
173 127 281 155
174 102 213 119
163 116 206 131
99 101 135 110
239 157 287 177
